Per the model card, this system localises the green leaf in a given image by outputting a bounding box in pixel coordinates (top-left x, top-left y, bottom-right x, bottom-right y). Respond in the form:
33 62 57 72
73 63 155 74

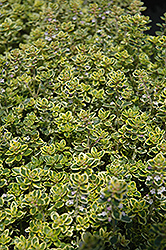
55 201 64 209
12 167 21 175
0 245 9 250
121 214 132 223
33 182 42 189
55 163 63 169
21 144 28 151
76 215 83 225
0 198 4 207
112 210 121 220
138 210 146 218
43 225 51 235
5 150 13 156
5 156 16 164
17 211 26 218
138 216 147 225
110 235 118 245
30 207 38 215
130 198 137 207
23 148 33 156
0 179 7 188
131 134 138 140
15 154 22 161
154 235 163 246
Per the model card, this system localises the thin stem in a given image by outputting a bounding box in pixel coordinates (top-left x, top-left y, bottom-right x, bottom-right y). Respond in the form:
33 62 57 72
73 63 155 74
87 129 90 152
24 81 35 98
35 82 41 98
140 76 153 112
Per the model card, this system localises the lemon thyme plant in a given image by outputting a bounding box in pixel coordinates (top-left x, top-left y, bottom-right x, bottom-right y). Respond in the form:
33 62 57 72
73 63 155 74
0 0 166 249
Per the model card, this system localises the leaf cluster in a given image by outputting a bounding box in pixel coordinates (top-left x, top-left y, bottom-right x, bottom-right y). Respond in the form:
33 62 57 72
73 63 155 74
0 0 166 249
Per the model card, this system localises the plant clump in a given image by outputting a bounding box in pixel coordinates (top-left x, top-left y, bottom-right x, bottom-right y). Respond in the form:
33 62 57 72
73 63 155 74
0 0 166 249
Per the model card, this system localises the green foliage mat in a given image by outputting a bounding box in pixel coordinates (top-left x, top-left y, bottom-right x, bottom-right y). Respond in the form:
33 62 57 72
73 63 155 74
0 0 166 249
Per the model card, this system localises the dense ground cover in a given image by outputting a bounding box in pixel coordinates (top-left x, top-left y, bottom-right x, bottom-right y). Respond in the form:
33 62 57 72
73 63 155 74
0 0 166 249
